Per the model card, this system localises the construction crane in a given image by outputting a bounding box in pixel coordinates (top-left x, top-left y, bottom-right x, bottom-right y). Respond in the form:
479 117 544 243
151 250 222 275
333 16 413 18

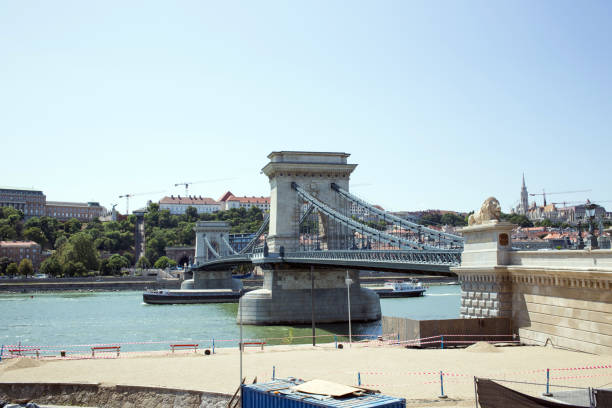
118 191 165 214
552 199 612 207
529 189 592 206
174 178 238 197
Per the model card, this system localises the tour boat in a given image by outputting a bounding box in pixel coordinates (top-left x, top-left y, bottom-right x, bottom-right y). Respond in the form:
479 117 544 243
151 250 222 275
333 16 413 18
143 288 243 305
371 279 427 298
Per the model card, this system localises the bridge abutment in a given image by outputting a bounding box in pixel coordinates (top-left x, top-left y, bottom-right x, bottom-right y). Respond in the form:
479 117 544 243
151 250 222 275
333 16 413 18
453 201 612 354
238 264 381 325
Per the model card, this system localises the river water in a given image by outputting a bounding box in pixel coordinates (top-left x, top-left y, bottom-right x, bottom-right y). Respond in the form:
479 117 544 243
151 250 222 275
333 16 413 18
0 285 460 353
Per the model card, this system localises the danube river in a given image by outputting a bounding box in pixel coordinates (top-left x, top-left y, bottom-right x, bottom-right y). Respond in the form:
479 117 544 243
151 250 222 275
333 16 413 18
0 285 460 352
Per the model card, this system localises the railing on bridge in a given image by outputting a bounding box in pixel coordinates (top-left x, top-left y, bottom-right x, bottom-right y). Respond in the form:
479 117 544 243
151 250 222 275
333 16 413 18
283 249 461 266
194 182 463 271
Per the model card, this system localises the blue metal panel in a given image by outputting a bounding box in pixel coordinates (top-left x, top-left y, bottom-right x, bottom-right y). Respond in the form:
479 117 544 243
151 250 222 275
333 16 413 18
242 379 405 408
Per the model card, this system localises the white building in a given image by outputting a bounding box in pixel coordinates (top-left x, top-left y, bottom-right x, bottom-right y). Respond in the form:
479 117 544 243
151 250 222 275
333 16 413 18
218 191 270 212
159 195 221 215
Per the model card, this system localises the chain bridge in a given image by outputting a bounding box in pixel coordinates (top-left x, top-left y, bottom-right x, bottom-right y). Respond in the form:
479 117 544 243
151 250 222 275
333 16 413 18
192 151 464 325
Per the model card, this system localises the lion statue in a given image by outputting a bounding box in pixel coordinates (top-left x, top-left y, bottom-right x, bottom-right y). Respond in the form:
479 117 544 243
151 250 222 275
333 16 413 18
468 197 501 226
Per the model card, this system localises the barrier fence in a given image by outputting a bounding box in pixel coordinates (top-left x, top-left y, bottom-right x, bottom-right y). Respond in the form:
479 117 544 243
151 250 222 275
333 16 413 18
0 332 524 360
2 335 612 402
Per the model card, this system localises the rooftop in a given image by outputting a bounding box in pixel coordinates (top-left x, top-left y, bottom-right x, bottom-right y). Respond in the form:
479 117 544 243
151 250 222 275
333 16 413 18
159 196 219 205
46 201 103 208
0 240 40 247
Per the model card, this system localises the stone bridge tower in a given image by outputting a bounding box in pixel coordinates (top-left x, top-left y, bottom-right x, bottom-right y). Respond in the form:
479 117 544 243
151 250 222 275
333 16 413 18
262 151 357 252
239 151 380 325
195 221 232 263
193 221 240 291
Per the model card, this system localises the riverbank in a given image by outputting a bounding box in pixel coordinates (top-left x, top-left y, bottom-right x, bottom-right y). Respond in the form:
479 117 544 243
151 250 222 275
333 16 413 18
0 277 182 293
0 274 456 293
1 343 610 407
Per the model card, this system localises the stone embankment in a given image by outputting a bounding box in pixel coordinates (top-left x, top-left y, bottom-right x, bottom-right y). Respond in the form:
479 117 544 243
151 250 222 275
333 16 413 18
0 277 182 293
0 382 231 408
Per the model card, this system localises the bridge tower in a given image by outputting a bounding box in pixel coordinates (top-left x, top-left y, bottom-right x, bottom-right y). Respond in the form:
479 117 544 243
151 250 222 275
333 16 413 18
193 221 241 291
239 151 381 325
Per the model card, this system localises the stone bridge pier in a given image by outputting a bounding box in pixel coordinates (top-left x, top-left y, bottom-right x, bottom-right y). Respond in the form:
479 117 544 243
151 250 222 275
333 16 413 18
193 221 241 291
238 151 380 324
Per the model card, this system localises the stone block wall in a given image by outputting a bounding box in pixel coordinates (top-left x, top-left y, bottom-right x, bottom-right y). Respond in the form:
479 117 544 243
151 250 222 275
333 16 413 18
458 271 512 319
511 269 612 355
0 382 230 408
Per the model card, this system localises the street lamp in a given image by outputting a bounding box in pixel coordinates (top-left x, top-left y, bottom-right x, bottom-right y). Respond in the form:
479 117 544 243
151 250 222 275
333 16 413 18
345 270 353 347
585 201 599 249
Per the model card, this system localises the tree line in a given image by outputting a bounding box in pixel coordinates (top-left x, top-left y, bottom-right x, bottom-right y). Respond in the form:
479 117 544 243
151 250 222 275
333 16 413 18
0 204 264 277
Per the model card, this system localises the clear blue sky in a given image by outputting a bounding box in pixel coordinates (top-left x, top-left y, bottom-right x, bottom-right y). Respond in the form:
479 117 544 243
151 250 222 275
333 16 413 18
2 1 611 214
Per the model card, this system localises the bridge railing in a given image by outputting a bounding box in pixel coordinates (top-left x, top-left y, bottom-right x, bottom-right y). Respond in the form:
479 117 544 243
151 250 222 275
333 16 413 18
282 249 461 266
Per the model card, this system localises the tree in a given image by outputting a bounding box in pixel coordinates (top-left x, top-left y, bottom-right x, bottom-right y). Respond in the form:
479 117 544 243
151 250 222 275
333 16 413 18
440 213 467 227
105 254 130 275
54 235 68 250
136 255 151 269
58 232 99 271
0 222 17 241
6 262 18 277
40 257 62 277
154 256 177 269
24 226 48 247
185 206 198 221
63 260 87 277
18 258 34 278
0 256 11 275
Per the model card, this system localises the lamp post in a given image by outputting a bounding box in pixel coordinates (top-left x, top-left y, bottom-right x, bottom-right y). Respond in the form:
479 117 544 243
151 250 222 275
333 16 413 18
585 201 599 249
345 270 353 347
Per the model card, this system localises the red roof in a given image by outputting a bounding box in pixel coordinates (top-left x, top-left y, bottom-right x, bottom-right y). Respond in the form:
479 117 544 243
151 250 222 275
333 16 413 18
0 241 40 247
159 196 219 205
218 191 270 204
218 191 235 202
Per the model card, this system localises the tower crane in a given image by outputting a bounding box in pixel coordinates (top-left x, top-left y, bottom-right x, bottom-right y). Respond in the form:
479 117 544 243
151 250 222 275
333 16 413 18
118 190 165 214
173 178 238 197
529 189 592 206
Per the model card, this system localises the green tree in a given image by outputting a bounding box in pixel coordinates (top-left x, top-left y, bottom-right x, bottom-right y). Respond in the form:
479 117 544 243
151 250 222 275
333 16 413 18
18 258 34 278
63 260 87 277
40 257 62 277
440 213 467 227
54 234 68 250
58 232 99 271
136 255 151 269
0 221 17 240
105 254 130 275
420 213 442 226
64 218 83 234
6 262 18 277
24 226 48 247
154 256 177 269
185 206 198 221
0 256 10 275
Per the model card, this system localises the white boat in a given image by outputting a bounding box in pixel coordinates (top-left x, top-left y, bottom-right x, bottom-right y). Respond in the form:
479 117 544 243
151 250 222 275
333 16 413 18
371 279 427 298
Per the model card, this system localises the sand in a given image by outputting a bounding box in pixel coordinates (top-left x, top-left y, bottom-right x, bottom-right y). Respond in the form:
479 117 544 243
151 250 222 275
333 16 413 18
1 343 611 407
465 341 500 353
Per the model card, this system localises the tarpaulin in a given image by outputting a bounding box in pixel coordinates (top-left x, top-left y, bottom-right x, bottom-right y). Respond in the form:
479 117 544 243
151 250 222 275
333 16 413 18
476 378 589 408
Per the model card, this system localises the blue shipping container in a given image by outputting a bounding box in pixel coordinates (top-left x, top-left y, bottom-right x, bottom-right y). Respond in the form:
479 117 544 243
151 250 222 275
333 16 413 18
242 378 406 408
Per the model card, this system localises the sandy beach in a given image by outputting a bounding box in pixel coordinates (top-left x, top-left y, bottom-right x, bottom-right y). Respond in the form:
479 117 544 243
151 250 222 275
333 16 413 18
1 342 611 406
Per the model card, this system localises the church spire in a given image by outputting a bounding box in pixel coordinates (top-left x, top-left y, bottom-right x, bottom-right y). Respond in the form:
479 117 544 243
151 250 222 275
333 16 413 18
520 174 529 215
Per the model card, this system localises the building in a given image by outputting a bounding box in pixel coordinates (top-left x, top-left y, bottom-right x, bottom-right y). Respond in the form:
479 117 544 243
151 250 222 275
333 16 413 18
218 191 270 212
45 201 107 222
159 195 221 215
0 241 48 271
0 187 46 218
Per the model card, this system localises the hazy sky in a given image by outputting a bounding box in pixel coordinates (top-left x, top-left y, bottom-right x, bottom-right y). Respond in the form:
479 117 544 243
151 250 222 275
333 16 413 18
2 1 611 214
